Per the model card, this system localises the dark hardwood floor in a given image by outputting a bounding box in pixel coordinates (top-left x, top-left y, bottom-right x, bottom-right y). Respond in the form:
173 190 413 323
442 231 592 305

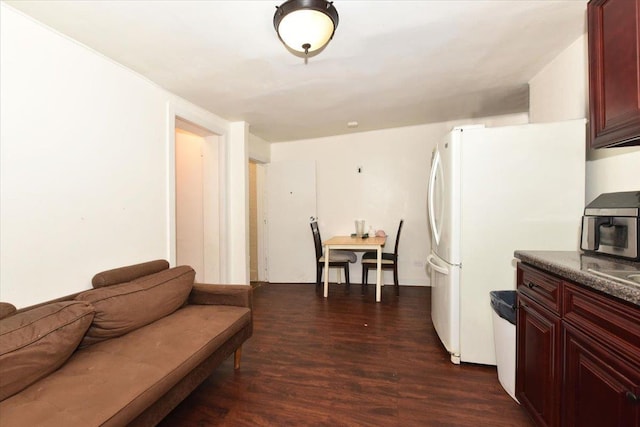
159 283 534 426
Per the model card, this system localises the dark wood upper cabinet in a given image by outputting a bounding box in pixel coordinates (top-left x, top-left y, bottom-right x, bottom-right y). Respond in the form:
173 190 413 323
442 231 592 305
588 0 640 148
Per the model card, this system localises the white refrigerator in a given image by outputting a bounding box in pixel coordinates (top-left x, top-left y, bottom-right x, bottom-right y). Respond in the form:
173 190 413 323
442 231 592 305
426 120 586 365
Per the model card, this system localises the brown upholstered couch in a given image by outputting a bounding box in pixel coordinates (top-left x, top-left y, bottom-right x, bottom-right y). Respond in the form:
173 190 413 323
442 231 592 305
0 260 253 426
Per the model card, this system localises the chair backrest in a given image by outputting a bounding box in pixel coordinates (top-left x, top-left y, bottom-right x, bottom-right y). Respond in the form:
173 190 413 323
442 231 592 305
310 221 323 261
394 219 404 256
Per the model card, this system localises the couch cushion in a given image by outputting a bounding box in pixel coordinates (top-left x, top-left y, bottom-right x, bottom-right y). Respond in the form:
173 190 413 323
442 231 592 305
76 266 195 347
0 302 17 319
0 301 94 401
0 304 251 426
91 259 170 288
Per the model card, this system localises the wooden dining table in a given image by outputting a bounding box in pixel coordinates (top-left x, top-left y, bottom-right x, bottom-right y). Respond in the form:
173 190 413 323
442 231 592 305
323 235 387 302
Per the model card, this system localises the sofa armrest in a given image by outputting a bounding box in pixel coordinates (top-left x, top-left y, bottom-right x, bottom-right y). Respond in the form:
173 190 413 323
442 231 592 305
188 284 252 309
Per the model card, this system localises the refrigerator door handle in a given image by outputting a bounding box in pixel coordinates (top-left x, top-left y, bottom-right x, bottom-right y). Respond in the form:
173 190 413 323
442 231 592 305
428 150 441 245
427 254 449 275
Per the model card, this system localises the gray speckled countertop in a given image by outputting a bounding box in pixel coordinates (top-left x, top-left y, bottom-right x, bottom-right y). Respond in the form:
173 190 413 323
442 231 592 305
514 251 640 306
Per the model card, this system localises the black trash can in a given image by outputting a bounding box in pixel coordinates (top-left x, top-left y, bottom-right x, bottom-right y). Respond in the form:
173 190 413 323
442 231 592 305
490 290 518 402
490 290 517 325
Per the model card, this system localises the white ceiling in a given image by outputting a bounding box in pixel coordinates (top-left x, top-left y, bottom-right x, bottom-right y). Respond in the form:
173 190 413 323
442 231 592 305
5 0 588 142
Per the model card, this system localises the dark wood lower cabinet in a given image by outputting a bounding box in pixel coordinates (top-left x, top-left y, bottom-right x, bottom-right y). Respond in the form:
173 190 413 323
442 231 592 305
516 263 640 427
516 294 561 427
563 324 640 427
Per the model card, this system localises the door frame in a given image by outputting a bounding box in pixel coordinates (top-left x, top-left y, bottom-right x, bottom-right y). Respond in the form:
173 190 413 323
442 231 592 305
167 102 228 282
248 160 268 282
255 162 268 281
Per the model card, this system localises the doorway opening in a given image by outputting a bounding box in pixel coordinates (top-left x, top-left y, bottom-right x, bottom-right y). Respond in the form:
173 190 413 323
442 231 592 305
174 117 222 283
249 160 267 284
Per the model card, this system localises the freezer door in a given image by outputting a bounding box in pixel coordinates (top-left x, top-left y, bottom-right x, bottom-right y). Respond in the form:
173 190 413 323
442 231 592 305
427 252 460 364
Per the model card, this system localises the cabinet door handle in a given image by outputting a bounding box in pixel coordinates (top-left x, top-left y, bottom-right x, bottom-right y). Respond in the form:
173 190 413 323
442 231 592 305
526 281 537 289
626 391 639 404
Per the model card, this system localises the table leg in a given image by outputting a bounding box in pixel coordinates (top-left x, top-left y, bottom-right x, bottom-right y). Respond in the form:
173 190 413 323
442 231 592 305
376 245 382 302
324 245 330 298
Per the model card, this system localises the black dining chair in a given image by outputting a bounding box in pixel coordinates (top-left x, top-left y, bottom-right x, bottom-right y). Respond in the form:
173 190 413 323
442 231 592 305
361 219 404 296
310 221 357 292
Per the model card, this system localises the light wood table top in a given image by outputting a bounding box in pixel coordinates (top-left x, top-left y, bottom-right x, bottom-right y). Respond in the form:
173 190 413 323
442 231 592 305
323 235 387 247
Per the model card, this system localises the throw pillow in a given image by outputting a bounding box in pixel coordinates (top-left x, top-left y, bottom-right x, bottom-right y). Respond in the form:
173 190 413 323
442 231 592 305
0 303 17 320
76 265 194 346
91 259 170 288
0 301 95 401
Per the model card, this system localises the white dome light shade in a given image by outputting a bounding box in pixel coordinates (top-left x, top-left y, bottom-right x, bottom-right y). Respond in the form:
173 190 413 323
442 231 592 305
274 0 339 56
278 10 335 53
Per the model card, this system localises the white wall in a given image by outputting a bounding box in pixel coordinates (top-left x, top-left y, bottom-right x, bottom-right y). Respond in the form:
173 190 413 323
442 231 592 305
249 132 270 163
585 147 640 202
0 5 248 307
269 113 528 286
529 36 589 123
529 34 640 202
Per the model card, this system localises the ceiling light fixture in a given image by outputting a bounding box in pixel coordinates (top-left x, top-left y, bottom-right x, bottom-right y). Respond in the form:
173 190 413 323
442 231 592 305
273 0 339 60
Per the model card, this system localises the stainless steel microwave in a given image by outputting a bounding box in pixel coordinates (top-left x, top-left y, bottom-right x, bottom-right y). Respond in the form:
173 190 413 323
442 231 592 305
580 191 640 261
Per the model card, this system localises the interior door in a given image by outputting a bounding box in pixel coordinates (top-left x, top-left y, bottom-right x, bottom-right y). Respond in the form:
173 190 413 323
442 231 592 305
266 160 317 283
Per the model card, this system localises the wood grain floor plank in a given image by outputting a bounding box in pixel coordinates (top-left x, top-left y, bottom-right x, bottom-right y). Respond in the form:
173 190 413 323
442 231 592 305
159 283 533 426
